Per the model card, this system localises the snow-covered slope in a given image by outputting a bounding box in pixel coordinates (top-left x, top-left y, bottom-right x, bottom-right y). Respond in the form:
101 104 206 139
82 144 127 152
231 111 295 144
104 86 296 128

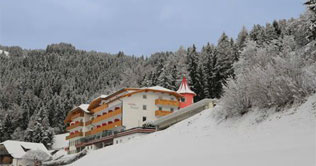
71 94 316 166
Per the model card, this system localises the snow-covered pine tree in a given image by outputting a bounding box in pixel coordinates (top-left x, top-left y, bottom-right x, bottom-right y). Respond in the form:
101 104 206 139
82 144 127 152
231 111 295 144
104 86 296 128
265 23 279 42
201 43 222 99
24 105 54 148
156 56 179 91
249 24 266 45
305 0 316 40
187 45 204 101
236 26 249 52
216 33 235 86
0 114 14 142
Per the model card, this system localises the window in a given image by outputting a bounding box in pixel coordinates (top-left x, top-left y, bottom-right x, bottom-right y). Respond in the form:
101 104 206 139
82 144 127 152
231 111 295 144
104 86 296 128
170 108 174 112
171 97 174 101
159 107 162 110
143 105 147 110
120 139 122 143
116 140 118 144
181 98 186 102
143 116 147 122
143 94 147 99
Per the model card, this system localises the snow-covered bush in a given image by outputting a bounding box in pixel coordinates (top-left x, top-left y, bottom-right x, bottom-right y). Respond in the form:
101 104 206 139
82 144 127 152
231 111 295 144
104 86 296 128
20 149 52 166
220 17 316 117
43 149 87 166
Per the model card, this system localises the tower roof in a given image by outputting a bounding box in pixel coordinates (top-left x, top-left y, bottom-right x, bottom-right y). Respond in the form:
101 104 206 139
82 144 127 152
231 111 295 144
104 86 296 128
177 77 196 95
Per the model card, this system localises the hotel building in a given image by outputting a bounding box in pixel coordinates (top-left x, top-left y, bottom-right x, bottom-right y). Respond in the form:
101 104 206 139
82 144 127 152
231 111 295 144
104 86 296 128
64 77 195 154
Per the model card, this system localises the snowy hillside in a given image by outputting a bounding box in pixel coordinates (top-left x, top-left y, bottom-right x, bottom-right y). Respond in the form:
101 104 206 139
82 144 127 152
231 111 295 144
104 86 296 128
72 94 316 166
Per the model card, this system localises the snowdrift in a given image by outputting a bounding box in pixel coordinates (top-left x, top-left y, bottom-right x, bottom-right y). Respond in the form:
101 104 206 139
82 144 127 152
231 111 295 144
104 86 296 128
71 94 316 166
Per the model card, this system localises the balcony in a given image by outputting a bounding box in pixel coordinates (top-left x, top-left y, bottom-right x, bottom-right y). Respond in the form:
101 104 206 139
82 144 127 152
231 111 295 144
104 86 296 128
92 104 108 113
66 132 83 140
71 112 84 120
92 108 122 124
66 122 83 131
155 110 172 117
85 120 122 136
85 119 93 126
155 99 179 107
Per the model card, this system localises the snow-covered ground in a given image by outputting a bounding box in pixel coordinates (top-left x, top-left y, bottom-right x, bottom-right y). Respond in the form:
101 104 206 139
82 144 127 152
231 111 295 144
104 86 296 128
71 94 316 166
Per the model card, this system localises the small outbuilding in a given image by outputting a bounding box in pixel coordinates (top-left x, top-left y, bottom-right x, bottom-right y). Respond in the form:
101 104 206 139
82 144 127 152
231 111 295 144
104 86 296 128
0 140 50 166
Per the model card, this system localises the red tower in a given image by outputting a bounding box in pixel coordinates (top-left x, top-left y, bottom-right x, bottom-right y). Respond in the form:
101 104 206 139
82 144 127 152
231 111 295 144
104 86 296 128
177 77 196 108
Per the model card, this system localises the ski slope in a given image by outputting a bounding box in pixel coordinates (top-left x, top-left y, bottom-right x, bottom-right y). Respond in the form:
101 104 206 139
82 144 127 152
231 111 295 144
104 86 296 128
71 94 316 166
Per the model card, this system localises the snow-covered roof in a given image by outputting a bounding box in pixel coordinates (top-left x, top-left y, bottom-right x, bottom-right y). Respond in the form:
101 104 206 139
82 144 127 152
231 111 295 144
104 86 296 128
177 77 196 95
52 133 69 150
99 95 109 98
0 140 49 159
143 86 175 92
78 104 89 113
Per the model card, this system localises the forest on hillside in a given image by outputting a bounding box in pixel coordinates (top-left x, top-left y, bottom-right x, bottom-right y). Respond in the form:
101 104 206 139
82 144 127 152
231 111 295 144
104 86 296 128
0 1 315 148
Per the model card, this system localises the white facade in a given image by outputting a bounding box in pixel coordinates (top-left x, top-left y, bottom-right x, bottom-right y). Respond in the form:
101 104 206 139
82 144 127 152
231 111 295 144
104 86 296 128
121 91 178 130
113 133 146 145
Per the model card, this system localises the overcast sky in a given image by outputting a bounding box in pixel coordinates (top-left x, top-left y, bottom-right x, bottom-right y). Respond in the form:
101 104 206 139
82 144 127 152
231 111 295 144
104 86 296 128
0 0 306 56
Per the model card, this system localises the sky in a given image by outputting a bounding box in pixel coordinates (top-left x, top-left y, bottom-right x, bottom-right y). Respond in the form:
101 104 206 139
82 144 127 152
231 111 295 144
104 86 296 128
0 0 306 56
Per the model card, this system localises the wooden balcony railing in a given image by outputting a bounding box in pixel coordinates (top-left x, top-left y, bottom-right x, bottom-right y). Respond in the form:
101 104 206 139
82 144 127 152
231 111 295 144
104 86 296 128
91 104 108 113
92 109 122 124
70 112 84 120
155 99 179 107
66 122 83 131
85 120 122 136
155 110 172 117
66 132 83 140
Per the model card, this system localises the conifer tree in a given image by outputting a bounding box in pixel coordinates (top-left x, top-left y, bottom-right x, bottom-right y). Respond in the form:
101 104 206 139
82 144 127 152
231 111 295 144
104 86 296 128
187 45 204 101
201 43 222 98
24 106 54 148
217 33 235 85
305 0 316 40
0 114 14 142
236 26 249 52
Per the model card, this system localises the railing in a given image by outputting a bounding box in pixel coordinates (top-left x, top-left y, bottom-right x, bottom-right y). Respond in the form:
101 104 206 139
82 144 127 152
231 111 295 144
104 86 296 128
85 120 122 136
91 104 108 113
85 119 93 126
66 132 83 140
66 122 83 130
155 110 172 117
71 112 84 120
92 109 122 124
155 99 179 107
